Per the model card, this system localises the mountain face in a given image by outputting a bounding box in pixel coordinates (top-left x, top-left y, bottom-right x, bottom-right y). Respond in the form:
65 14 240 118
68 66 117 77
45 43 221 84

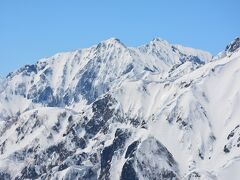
0 37 239 180
0 77 5 94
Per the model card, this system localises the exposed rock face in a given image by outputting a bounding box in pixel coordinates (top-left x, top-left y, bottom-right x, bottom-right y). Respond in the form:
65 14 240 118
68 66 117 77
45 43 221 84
225 37 240 53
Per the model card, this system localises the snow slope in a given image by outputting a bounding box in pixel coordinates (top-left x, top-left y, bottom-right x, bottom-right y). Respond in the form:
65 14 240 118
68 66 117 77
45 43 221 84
0 77 5 92
0 37 239 180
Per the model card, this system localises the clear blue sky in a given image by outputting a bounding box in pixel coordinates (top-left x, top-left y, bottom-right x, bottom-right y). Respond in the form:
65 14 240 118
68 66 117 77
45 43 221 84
0 0 239 76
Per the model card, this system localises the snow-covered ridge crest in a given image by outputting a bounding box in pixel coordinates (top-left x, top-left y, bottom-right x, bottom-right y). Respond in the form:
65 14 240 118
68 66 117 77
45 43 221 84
1 37 212 115
214 36 240 60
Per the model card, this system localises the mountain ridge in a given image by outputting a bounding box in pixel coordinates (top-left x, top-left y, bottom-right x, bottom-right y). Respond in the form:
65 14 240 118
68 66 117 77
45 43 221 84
0 37 240 180
5 37 212 79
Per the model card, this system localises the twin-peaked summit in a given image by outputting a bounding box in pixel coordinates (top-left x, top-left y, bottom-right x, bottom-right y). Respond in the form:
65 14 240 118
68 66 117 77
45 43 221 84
1 37 212 113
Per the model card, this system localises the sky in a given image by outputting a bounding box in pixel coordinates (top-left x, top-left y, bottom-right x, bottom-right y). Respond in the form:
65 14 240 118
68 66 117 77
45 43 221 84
0 0 239 76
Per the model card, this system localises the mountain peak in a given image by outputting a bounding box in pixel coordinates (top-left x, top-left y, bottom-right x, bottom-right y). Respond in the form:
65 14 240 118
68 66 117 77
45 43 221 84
225 37 240 53
145 37 173 51
150 37 170 45
151 37 163 42
100 37 126 47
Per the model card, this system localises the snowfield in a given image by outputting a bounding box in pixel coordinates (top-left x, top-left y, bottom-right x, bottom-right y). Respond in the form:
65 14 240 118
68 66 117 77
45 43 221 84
0 37 240 180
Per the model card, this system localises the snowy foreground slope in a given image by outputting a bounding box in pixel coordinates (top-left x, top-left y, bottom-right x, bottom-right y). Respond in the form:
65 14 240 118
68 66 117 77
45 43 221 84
0 37 240 180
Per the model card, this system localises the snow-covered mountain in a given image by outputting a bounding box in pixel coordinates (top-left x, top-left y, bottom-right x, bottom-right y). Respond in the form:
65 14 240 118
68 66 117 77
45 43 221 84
0 37 239 180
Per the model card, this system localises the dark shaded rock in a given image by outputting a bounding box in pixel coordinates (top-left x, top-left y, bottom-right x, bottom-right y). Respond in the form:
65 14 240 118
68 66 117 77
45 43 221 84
36 86 54 105
90 153 99 164
161 170 178 179
227 125 240 140
25 65 38 74
198 150 204 160
187 171 201 179
0 172 11 180
52 121 61 133
6 64 37 79
121 159 138 180
125 141 140 159
180 55 204 65
122 64 134 74
0 140 6 154
82 168 97 180
180 81 193 88
69 152 88 166
63 91 72 106
15 83 26 97
99 128 130 180
33 142 74 169
85 94 116 137
30 86 60 106
68 115 73 122
144 66 155 73
224 145 230 153
58 163 69 171
225 37 240 53
72 137 87 149
20 165 39 179
227 131 235 140
141 120 147 129
129 118 141 127
19 65 38 77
